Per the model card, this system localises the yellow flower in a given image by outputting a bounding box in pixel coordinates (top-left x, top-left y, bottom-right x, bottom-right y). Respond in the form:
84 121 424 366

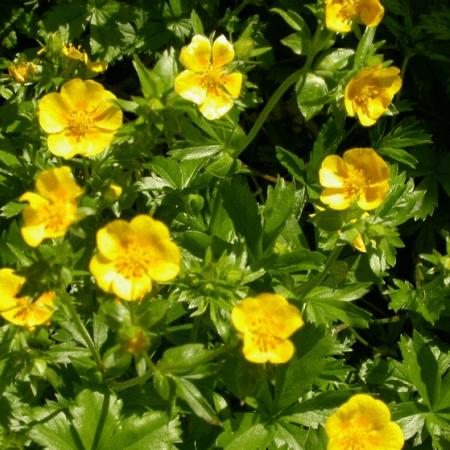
352 233 367 252
89 215 181 301
20 166 83 247
61 44 108 73
0 269 55 330
326 394 404 450
175 35 243 120
38 78 123 158
345 65 402 127
231 293 303 364
319 148 390 211
325 0 384 33
8 61 38 84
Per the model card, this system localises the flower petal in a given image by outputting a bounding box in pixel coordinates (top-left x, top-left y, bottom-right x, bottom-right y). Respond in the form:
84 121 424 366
92 102 123 131
357 182 390 210
89 253 119 294
199 90 234 120
212 35 235 68
35 166 83 202
180 35 211 72
38 93 70 133
96 220 130 259
319 155 350 188
343 148 390 184
320 188 353 210
269 339 295 364
357 0 385 27
21 223 47 247
112 273 152 301
0 269 25 310
60 78 116 112
221 72 243 99
174 70 207 104
325 1 354 32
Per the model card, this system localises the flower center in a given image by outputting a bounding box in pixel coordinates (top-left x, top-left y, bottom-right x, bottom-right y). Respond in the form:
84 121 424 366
338 0 358 21
201 68 225 93
43 202 77 233
251 331 283 353
345 165 368 197
114 244 153 279
68 110 94 140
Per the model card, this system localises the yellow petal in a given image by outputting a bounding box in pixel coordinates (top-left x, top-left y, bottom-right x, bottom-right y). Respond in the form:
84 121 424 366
242 334 271 363
96 220 130 259
343 148 390 184
35 166 83 202
175 70 207 104
221 72 243 99
368 421 404 450
357 183 389 210
92 103 123 131
231 304 250 333
199 90 234 120
0 269 25 310
83 130 116 157
89 253 119 294
357 0 385 27
130 215 170 241
146 248 180 282
320 188 353 210
21 223 47 247
112 273 152 301
269 339 295 364
47 132 85 158
344 85 356 117
85 57 108 73
352 233 367 253
319 155 349 188
38 93 70 133
325 1 354 33
20 192 49 209
356 108 378 127
60 78 116 112
180 35 211 72
212 35 235 68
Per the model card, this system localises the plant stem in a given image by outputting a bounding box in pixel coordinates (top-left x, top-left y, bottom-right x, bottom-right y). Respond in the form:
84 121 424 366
65 296 104 373
295 245 344 298
108 353 156 391
234 68 303 158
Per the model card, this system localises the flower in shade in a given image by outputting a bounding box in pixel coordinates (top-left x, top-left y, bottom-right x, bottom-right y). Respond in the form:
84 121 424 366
38 78 123 158
344 65 402 127
319 148 389 211
89 215 181 301
61 44 108 73
231 293 303 364
0 269 55 330
326 394 404 450
20 166 83 247
325 0 384 33
8 60 38 84
175 34 243 120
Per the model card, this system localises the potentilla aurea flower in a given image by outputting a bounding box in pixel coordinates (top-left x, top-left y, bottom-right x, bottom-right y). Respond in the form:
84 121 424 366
175 35 243 120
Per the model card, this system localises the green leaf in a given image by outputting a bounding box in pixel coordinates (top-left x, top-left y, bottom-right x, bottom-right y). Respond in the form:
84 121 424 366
281 30 311 56
262 179 297 252
190 9 204 35
173 377 221 425
221 176 262 258
354 26 376 68
296 73 328 121
216 414 272 450
271 8 309 32
316 48 354 71
276 146 306 183
158 344 223 375
399 332 440 410
133 56 164 99
274 325 334 411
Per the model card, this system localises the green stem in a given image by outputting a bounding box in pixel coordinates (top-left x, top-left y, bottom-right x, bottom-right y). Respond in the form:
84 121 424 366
234 68 304 158
108 353 156 391
65 296 104 372
295 246 344 297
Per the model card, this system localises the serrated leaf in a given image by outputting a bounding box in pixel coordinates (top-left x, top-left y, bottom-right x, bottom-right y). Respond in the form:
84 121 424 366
276 146 306 183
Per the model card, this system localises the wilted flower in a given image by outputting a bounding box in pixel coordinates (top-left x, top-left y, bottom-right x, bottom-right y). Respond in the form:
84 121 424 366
326 394 404 450
89 215 181 301
175 34 243 120
38 78 123 158
8 60 38 83
319 148 390 211
325 0 385 33
61 44 108 73
231 293 303 364
345 65 402 126
0 269 55 330
20 166 83 247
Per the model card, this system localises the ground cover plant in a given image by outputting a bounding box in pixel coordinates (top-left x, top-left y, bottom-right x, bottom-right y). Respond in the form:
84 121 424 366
1 0 450 448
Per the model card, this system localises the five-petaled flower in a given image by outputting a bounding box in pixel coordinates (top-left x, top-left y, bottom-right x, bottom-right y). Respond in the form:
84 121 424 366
325 0 385 33
89 215 181 301
319 148 390 211
20 166 83 247
0 269 55 330
175 34 243 120
8 60 38 84
326 394 404 450
345 65 402 126
38 78 123 158
231 293 303 364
